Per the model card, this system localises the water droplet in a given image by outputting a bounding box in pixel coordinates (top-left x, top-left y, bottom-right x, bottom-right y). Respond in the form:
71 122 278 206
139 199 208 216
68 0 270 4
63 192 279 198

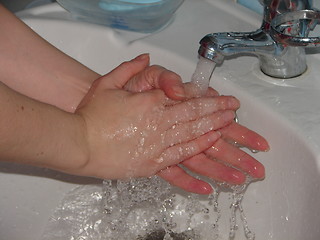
41 57 258 240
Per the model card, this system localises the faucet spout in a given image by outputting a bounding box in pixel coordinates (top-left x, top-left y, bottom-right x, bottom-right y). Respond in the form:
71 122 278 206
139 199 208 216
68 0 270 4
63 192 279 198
198 30 278 64
199 0 320 79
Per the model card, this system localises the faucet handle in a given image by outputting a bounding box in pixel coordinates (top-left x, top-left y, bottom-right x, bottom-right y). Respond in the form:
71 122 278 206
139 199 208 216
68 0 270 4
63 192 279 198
271 9 320 47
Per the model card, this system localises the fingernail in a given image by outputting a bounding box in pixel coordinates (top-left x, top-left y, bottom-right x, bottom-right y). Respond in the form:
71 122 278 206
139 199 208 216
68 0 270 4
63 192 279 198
257 140 270 152
208 131 221 143
229 97 240 108
134 53 150 61
172 85 186 98
252 164 265 179
230 172 246 184
242 161 265 180
199 184 213 195
222 110 236 122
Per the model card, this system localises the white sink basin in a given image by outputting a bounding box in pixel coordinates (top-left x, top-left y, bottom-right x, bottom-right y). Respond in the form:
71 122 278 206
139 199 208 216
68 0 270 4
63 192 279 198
1 1 320 239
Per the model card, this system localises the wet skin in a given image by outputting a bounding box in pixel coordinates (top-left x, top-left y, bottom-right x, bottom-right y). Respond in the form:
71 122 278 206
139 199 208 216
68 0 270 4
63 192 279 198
0 4 268 193
121 54 269 194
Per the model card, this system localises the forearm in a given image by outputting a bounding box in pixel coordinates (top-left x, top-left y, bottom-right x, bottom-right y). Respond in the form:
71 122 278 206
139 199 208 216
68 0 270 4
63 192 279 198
0 4 100 112
0 81 87 172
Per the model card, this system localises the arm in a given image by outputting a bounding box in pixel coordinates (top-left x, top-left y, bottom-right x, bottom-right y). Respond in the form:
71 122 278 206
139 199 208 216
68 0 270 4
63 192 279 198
0 81 87 171
0 4 268 193
0 4 228 183
0 4 99 112
0 57 238 179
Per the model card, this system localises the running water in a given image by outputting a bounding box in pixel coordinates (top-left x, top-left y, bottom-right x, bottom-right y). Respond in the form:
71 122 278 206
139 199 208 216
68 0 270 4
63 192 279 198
228 179 256 240
191 56 216 96
41 57 258 240
191 56 256 240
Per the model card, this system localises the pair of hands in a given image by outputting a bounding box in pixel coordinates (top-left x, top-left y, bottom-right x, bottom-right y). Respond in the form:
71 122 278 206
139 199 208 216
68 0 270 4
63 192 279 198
75 54 269 194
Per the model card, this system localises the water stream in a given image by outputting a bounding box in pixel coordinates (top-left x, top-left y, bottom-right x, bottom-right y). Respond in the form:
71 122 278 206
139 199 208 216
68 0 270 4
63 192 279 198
41 57 257 240
191 56 216 96
190 57 255 240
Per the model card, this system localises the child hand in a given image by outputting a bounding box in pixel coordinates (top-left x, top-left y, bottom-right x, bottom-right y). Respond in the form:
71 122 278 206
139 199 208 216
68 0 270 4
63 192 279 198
73 55 240 179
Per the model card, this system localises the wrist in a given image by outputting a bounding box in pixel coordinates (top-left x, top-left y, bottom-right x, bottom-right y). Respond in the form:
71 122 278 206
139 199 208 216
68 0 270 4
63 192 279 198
43 112 90 176
25 107 91 176
64 113 91 175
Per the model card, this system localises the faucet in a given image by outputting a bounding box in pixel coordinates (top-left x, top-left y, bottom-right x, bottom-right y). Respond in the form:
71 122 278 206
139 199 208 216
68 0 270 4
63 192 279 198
198 0 320 78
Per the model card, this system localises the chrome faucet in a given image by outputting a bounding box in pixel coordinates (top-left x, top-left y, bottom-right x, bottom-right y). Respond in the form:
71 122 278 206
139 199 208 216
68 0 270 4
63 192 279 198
199 0 320 78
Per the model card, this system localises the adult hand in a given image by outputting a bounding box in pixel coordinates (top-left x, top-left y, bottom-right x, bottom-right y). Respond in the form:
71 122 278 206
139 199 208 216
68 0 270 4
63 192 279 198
123 54 269 194
73 55 240 179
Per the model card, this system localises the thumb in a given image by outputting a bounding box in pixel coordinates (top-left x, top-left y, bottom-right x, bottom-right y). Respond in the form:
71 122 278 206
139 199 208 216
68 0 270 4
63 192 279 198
125 65 186 101
76 54 150 109
100 53 150 89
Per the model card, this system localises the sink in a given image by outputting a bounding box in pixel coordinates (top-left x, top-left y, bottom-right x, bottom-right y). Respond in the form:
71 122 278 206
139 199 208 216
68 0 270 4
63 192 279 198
1 1 320 239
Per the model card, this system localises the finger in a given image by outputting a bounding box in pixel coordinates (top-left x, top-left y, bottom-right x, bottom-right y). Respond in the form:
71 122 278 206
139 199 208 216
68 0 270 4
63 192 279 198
219 121 270 152
184 83 220 98
163 96 240 128
76 78 101 109
157 165 213 194
205 139 265 179
154 130 221 168
157 68 186 100
162 111 235 148
205 87 220 97
102 54 150 89
162 84 220 106
126 65 186 100
182 153 246 184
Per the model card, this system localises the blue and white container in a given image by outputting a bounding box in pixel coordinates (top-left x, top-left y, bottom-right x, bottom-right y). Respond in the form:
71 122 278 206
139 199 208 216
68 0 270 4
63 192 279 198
56 0 184 32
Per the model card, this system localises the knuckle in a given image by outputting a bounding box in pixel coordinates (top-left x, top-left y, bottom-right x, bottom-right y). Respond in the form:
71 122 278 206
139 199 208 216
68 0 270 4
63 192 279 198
143 65 164 81
189 123 201 138
176 143 199 161
217 95 240 109
118 61 132 72
185 100 200 119
138 90 166 107
191 117 213 135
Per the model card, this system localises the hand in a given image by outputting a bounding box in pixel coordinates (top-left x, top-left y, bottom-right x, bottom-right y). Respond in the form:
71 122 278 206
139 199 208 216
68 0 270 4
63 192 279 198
123 54 269 194
73 55 240 179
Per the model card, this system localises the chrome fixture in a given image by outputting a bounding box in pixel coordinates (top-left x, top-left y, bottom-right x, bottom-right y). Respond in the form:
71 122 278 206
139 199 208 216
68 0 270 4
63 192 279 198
199 0 320 78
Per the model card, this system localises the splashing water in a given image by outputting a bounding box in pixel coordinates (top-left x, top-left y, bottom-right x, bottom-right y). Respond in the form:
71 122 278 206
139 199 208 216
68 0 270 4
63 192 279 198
41 57 258 240
229 178 256 240
41 177 217 240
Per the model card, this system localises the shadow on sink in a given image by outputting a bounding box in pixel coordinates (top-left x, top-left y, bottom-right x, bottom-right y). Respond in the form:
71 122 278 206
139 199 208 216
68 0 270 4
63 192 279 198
0 161 99 184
